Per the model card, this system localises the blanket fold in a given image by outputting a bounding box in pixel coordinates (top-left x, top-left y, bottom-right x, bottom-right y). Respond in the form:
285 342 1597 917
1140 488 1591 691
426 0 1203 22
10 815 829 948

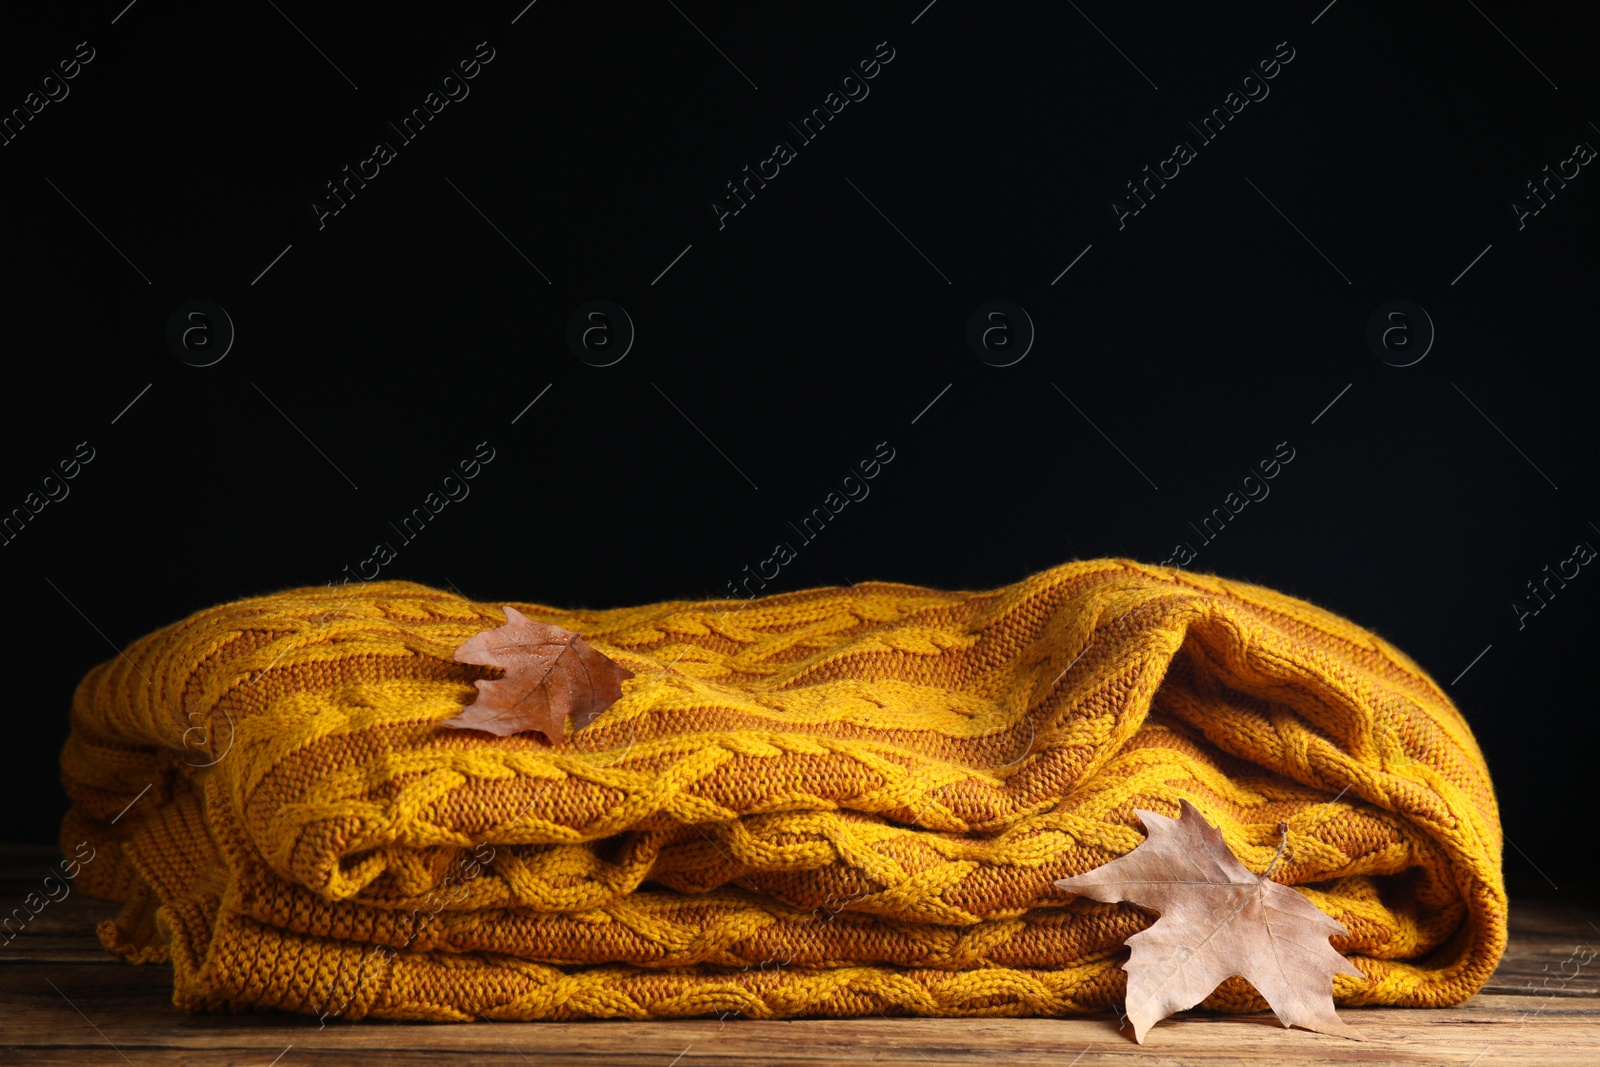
60 559 1506 1020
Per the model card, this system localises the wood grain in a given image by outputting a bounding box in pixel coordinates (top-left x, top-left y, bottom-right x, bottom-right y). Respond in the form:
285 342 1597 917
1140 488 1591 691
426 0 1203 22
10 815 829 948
2 845 1596 1065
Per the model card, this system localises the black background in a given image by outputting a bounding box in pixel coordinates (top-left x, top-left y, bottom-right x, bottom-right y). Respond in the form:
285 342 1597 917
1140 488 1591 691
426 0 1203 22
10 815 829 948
2 1 1596 894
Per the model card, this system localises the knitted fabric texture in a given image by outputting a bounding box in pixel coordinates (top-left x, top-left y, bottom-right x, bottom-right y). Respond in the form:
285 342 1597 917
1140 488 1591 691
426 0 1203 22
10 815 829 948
60 560 1507 1021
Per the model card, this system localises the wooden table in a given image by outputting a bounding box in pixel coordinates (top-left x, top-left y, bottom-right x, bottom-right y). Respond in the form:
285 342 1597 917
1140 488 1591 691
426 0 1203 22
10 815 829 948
3 844 1595 1065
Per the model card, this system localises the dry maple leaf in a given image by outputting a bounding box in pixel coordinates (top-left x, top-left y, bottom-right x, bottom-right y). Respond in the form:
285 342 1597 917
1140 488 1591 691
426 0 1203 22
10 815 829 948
1054 799 1363 1043
442 606 634 743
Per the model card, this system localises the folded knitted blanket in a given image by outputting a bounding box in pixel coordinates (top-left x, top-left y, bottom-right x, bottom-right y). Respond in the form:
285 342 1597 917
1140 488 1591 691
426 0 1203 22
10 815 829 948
60 560 1506 1021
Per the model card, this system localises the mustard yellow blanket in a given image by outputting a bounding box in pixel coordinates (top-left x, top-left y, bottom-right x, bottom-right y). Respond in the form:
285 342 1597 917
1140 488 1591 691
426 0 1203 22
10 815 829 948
60 560 1506 1020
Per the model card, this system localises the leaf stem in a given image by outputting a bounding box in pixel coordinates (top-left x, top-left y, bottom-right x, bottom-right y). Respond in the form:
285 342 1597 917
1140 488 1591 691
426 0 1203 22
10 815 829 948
1262 820 1290 880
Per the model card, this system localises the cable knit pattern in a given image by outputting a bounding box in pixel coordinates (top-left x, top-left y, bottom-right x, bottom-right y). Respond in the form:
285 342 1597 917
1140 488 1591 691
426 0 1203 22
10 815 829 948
60 560 1506 1020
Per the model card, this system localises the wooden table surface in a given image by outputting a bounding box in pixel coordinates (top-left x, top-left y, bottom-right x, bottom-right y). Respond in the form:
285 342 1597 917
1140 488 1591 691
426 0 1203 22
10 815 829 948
2 844 1596 1065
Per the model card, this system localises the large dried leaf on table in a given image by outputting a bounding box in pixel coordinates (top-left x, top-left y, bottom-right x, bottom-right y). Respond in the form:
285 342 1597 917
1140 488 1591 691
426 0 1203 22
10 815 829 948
1055 799 1363 1043
442 606 634 743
